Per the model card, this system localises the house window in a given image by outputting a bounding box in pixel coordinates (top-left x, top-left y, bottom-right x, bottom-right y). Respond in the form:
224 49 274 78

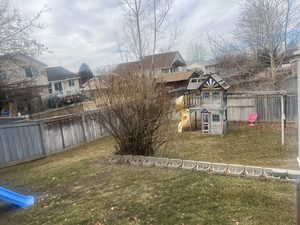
170 67 176 72
54 82 63 92
24 66 39 78
161 68 170 73
212 114 220 122
48 83 53 94
0 71 7 80
25 67 33 77
69 80 75 87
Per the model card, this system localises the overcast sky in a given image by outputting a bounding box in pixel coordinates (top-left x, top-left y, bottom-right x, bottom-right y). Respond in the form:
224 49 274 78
12 0 241 73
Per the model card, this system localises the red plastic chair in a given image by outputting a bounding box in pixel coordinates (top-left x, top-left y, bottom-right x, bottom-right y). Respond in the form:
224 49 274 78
247 113 258 127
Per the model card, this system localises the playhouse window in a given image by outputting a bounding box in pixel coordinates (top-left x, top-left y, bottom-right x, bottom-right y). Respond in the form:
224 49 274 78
212 91 221 103
212 114 220 122
202 92 210 104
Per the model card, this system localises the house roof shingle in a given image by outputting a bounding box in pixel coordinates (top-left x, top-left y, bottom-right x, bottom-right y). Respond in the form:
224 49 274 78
114 51 186 75
46 66 79 82
157 71 198 83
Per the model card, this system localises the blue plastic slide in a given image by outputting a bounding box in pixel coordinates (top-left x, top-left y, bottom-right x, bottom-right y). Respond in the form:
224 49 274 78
0 186 35 208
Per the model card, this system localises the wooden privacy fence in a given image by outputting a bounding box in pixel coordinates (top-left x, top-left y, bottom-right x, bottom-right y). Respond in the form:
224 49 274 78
0 113 109 168
185 94 297 122
227 94 297 122
0 122 45 168
227 95 257 122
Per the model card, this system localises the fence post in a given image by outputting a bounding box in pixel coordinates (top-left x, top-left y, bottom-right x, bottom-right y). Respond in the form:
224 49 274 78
281 94 285 146
297 59 300 166
59 120 65 149
81 113 87 142
38 122 47 156
297 181 300 225
298 59 300 167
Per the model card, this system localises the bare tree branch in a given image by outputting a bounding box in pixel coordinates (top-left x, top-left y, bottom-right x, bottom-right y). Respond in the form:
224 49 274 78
0 0 47 57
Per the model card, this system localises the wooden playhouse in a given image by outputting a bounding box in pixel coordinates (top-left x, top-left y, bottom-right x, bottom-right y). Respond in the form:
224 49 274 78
178 73 231 135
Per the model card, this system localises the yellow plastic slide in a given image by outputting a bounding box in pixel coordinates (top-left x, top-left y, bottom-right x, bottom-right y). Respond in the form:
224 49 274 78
176 96 191 132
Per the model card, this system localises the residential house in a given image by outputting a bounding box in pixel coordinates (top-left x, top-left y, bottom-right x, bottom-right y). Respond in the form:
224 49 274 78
156 71 201 96
114 51 187 76
47 66 80 97
186 62 209 73
82 75 110 99
46 66 82 106
0 55 48 116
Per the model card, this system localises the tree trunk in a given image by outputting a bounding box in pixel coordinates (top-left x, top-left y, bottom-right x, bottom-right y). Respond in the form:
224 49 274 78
151 0 157 77
284 0 290 52
134 0 143 62
270 53 277 86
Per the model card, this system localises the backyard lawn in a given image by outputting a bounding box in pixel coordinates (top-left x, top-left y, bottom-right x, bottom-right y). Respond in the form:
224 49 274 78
0 125 297 225
160 123 298 169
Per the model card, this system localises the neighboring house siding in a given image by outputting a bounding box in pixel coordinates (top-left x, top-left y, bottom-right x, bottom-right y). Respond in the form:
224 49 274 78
46 66 81 98
0 57 48 90
0 55 49 115
0 56 49 100
49 78 80 97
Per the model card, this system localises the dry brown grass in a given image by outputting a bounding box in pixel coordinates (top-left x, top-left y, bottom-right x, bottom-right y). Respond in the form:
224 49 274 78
0 124 297 225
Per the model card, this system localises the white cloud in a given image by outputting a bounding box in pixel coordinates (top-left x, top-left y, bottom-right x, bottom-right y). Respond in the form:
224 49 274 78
12 0 242 72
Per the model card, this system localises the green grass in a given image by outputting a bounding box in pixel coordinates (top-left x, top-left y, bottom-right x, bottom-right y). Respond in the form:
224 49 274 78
0 133 297 225
159 123 298 169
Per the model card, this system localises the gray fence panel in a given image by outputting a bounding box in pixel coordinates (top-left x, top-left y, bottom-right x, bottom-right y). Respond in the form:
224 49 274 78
227 96 256 121
256 95 282 121
43 123 64 154
0 123 44 167
0 129 10 163
185 94 297 122
0 114 109 168
286 95 297 122
85 118 102 141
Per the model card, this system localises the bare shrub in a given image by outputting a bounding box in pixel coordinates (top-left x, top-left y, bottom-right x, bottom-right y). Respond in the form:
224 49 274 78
90 73 172 156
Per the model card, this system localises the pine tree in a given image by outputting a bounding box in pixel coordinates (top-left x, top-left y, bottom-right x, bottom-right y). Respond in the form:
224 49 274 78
79 63 94 85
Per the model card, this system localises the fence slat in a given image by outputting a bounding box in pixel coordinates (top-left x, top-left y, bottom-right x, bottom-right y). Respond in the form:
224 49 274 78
0 113 110 168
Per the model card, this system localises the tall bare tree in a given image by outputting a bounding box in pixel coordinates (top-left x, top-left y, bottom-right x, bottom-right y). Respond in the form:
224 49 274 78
150 0 173 74
0 0 46 56
207 33 254 75
120 0 174 74
236 0 300 79
0 0 47 115
121 0 145 61
186 41 208 64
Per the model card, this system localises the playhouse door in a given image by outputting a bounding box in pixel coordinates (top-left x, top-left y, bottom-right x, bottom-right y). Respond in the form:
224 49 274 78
202 113 211 134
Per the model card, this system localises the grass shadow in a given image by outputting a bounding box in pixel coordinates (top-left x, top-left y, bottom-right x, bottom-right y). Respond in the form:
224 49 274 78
0 202 20 215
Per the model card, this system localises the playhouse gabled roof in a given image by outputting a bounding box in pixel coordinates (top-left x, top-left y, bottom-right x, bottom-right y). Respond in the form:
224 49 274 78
187 73 230 91
209 74 231 90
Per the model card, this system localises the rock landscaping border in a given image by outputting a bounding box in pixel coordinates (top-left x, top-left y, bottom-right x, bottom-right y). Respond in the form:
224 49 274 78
109 155 300 181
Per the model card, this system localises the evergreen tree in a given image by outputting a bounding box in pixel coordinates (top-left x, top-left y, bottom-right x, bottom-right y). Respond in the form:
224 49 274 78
79 63 94 85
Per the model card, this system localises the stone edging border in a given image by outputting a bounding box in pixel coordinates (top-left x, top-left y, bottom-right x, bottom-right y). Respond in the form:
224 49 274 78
109 155 300 181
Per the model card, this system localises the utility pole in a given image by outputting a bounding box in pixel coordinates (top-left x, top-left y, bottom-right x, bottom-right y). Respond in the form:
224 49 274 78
297 59 300 225
298 59 300 167
281 94 285 145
